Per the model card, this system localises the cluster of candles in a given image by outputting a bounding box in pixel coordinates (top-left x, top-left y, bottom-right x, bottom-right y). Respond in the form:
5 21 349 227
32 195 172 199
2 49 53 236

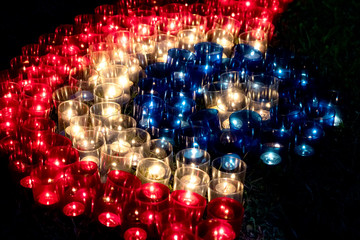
0 0 342 239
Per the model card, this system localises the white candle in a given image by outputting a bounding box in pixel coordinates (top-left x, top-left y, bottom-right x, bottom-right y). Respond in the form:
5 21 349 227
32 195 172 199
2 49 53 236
215 181 237 194
62 109 79 122
81 155 100 166
145 164 166 180
180 174 201 189
109 141 131 155
102 107 118 117
65 125 85 137
105 86 122 100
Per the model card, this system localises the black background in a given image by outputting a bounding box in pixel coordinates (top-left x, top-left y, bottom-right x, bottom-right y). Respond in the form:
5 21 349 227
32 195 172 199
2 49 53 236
0 0 109 71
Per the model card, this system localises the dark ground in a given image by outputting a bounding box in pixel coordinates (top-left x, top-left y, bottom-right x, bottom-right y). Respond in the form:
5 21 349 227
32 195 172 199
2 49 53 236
1 0 360 239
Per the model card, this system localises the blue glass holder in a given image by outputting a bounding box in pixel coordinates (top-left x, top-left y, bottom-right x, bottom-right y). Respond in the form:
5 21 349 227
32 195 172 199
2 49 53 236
293 121 324 157
137 77 169 99
133 94 165 129
303 99 336 127
188 109 221 134
145 62 171 82
165 96 196 121
166 48 195 72
194 42 224 68
232 44 264 75
177 126 209 150
147 114 182 146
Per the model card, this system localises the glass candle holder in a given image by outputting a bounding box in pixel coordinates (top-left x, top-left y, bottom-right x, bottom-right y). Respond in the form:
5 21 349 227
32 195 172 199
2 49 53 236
175 148 211 173
206 29 234 58
188 108 221 134
170 190 207 228
147 114 181 146
30 164 64 206
20 117 56 163
165 96 196 121
72 129 106 165
133 94 165 129
156 17 183 36
99 142 134 183
173 167 210 197
211 155 247 183
202 81 230 109
160 227 196 240
208 178 244 202
216 88 249 129
90 102 121 123
0 81 21 101
177 126 210 150
137 77 169 98
213 16 242 38
94 196 122 228
220 71 246 92
194 42 224 68
166 48 195 72
115 127 151 167
156 208 192 235
94 82 125 105
196 219 236 240
206 197 245 238
293 121 325 157
145 139 174 168
67 114 103 140
57 100 89 134
303 98 336 127
154 34 178 62
246 74 280 121
238 30 268 54
135 182 170 212
19 95 52 122
52 85 81 110
103 113 137 142
232 43 264 74
22 83 53 104
0 98 19 139
103 169 142 207
145 62 171 82
136 158 172 184
177 29 205 52
124 227 148 240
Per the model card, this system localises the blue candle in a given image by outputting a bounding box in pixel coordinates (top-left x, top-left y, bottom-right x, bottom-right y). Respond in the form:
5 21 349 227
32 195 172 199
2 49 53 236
183 148 205 164
294 144 315 157
221 154 241 171
260 151 282 165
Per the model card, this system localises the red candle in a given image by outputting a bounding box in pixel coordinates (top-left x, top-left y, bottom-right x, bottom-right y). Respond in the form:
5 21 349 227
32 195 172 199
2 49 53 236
0 81 21 101
196 219 236 240
103 170 142 207
8 151 40 188
135 182 170 212
19 98 52 120
124 227 147 240
95 197 122 227
170 190 207 227
206 197 244 238
161 228 196 240
156 207 192 235
30 165 64 206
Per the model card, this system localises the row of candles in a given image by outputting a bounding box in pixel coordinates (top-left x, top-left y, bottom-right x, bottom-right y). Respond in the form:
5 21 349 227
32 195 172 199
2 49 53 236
0 0 341 239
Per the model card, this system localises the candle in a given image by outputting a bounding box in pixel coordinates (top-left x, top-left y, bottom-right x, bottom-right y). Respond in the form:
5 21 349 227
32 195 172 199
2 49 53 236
294 143 315 157
105 85 122 100
61 108 79 122
149 147 168 159
180 174 201 189
75 90 94 102
62 201 85 217
256 109 271 121
145 164 166 180
81 155 100 166
260 151 282 165
98 212 121 227
109 140 131 155
124 227 147 240
177 190 200 206
215 182 237 194
183 148 204 161
37 191 60 206
65 125 85 137
103 107 118 117
244 50 261 60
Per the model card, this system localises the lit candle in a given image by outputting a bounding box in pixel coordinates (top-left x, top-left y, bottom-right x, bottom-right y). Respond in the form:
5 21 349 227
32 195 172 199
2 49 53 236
256 109 271 121
177 190 200 206
149 147 168 159
180 174 201 189
109 140 131 155
145 164 166 180
62 201 85 217
65 125 85 137
37 191 60 206
104 85 122 100
102 106 118 117
260 151 281 165
62 108 79 122
98 212 121 227
214 182 236 194
124 227 147 240
183 148 204 161
244 50 261 60
81 155 100 166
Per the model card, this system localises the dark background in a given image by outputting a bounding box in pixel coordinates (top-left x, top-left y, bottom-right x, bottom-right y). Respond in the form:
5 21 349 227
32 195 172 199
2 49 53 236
0 0 108 71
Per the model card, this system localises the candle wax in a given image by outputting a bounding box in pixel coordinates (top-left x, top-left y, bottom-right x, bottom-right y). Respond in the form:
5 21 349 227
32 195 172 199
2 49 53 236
178 191 200 206
215 182 237 194
62 201 85 217
143 184 163 200
109 141 131 155
183 148 204 160
180 174 201 189
62 109 79 122
244 51 261 60
145 164 166 180
98 212 121 227
260 151 282 165
37 191 59 205
81 155 100 166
